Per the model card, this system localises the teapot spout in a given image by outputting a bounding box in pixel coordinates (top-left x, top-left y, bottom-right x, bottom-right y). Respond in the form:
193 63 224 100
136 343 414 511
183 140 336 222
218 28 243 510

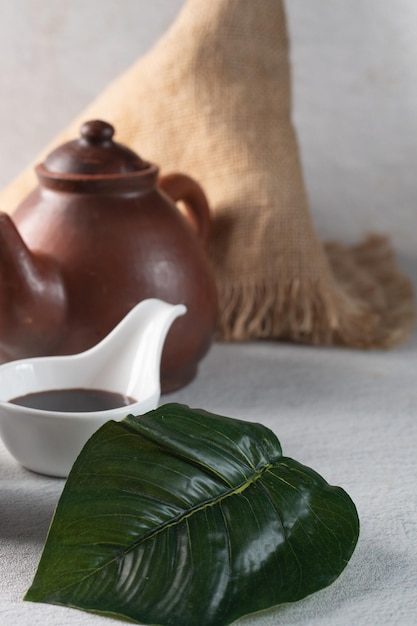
0 212 67 360
81 299 187 404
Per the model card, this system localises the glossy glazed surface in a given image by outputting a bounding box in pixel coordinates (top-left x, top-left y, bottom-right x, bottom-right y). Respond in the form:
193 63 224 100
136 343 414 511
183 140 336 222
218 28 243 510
0 298 185 477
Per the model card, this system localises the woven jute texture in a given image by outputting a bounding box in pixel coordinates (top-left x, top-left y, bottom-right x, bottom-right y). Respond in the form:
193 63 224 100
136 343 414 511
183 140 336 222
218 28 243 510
0 0 414 346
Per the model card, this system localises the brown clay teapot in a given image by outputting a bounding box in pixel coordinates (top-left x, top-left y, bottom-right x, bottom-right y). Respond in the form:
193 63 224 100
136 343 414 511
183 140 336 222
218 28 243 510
0 120 218 392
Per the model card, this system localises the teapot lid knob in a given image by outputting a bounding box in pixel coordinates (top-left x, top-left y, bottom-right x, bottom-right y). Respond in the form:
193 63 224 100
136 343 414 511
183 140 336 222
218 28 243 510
42 119 150 176
80 120 115 144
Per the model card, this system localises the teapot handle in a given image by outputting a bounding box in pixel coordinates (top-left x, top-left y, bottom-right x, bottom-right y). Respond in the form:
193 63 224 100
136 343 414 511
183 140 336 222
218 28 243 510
159 173 211 245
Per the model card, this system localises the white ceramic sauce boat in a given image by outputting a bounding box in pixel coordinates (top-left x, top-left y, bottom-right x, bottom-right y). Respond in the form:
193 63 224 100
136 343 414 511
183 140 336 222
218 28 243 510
0 298 186 477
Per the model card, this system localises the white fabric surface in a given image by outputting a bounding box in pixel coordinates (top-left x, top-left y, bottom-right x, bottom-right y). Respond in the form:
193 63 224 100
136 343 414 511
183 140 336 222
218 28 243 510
1 327 417 625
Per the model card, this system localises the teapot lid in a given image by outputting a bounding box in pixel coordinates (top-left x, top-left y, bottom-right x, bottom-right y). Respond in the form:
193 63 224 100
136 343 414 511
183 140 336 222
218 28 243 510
43 120 150 175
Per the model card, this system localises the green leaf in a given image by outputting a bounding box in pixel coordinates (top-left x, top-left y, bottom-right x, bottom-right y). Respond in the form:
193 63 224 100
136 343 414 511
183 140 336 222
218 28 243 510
25 403 359 626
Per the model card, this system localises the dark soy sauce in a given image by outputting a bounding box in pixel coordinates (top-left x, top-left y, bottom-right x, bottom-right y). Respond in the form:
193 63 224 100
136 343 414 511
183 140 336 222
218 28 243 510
10 388 137 412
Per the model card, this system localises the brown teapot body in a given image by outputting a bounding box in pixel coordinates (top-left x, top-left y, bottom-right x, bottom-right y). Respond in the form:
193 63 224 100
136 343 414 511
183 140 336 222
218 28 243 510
1 121 218 392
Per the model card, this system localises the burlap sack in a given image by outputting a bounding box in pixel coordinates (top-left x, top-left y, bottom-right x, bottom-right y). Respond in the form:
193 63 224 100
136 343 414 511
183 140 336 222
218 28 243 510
1 0 414 346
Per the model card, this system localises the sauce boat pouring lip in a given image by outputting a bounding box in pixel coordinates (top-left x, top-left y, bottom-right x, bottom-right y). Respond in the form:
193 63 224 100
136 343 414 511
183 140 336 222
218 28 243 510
0 298 186 478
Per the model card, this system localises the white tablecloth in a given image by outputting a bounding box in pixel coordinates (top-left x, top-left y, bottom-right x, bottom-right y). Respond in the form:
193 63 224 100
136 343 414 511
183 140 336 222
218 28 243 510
1 330 417 626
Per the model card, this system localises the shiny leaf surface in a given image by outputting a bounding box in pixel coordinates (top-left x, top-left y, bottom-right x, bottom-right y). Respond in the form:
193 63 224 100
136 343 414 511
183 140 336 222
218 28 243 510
25 403 359 625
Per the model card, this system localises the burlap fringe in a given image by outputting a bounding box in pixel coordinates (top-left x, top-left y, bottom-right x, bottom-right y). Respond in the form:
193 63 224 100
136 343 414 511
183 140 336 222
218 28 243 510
216 235 415 348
